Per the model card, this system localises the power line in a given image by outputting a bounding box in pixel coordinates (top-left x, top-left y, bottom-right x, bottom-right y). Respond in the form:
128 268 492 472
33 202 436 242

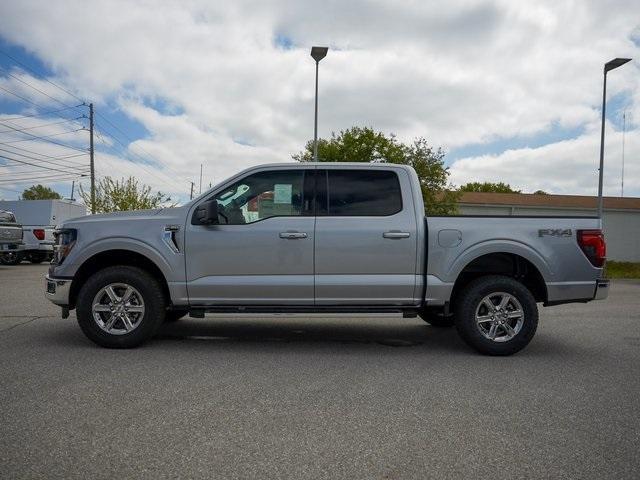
0 49 85 104
93 123 183 192
0 127 86 145
0 84 54 110
95 113 191 184
0 146 87 162
0 149 88 170
0 104 83 120
0 65 82 111
0 153 89 176
0 141 86 160
0 120 87 152
0 167 87 179
0 117 84 134
0 175 86 185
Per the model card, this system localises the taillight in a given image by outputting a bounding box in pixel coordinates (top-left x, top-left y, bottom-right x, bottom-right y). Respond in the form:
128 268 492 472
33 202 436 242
577 229 606 267
33 229 45 241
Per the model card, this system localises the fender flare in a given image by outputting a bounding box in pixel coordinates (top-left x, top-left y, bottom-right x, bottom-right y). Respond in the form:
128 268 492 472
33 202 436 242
72 237 174 281
446 239 553 284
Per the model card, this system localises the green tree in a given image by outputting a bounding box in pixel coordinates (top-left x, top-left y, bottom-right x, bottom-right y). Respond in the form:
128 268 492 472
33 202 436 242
21 184 62 200
80 176 171 214
533 190 548 195
293 127 459 214
459 182 521 194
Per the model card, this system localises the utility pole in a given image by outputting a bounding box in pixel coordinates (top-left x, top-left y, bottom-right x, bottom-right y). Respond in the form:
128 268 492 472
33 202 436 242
190 182 194 200
70 180 75 201
621 110 626 197
89 103 96 214
199 164 203 194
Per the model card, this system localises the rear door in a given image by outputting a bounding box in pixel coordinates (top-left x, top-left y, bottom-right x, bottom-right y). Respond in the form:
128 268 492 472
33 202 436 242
314 166 418 305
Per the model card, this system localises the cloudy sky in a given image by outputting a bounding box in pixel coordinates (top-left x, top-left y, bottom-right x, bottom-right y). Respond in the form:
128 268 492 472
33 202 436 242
0 0 638 203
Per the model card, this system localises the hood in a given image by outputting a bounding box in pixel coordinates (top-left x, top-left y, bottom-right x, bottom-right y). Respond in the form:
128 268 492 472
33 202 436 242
59 206 187 229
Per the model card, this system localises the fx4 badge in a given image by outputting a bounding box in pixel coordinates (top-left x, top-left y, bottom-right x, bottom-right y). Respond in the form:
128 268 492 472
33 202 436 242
538 228 572 237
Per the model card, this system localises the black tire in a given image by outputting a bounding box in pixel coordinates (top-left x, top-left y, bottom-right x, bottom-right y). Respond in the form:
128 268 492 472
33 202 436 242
76 266 166 348
419 308 455 328
165 310 188 322
0 251 23 265
28 252 48 264
454 275 538 356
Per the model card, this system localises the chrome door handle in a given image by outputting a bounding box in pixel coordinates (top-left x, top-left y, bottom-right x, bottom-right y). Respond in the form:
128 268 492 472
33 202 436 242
383 231 411 239
279 231 308 239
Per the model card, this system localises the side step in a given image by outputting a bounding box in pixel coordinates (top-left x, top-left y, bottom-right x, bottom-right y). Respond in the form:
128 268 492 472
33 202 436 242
188 306 420 318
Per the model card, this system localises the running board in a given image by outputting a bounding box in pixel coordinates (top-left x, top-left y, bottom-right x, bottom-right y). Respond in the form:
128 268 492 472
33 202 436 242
187 305 420 318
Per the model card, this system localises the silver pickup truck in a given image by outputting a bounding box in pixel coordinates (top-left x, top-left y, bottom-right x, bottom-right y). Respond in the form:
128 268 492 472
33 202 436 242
45 163 609 355
0 210 23 259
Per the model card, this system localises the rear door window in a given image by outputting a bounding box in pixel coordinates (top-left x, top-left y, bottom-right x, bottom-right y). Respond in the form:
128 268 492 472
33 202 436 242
322 169 402 216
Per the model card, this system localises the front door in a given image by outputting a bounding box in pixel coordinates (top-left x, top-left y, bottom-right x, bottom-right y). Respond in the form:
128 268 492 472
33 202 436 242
185 167 315 305
314 167 418 305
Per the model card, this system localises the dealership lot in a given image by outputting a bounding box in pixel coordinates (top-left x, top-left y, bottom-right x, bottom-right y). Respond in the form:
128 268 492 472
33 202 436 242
1 264 639 479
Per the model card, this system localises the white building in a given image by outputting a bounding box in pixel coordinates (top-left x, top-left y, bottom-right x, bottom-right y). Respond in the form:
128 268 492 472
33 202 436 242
457 193 640 262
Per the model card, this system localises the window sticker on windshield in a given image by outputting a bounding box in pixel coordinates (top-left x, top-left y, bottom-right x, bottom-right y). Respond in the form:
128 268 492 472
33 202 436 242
273 184 292 204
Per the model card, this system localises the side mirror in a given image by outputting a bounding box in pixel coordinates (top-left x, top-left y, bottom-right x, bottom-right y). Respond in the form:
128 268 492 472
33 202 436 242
194 200 219 225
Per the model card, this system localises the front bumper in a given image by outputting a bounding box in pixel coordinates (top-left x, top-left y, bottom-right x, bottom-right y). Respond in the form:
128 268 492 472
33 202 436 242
594 279 610 301
45 275 72 306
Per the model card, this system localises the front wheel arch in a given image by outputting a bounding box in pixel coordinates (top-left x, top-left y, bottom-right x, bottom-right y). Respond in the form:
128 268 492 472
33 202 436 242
69 249 171 309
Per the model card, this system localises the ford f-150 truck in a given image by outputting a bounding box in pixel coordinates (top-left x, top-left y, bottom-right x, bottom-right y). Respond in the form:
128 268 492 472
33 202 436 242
44 163 609 355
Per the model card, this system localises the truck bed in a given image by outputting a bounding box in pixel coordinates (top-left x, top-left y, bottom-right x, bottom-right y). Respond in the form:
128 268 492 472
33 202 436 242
424 215 603 305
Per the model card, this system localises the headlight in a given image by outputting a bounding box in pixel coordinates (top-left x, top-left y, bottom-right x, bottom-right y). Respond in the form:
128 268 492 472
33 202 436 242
53 228 77 265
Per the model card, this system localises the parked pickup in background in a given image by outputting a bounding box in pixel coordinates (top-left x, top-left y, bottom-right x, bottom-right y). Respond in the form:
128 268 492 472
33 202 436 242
44 163 609 355
0 199 86 265
0 210 23 260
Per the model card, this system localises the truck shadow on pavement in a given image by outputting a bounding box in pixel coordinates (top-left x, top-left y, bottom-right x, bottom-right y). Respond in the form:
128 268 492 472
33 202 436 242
153 317 466 351
149 317 573 356
49 316 576 356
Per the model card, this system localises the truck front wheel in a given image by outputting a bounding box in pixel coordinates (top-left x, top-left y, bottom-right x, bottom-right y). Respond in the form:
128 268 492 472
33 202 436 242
454 275 538 356
76 266 166 348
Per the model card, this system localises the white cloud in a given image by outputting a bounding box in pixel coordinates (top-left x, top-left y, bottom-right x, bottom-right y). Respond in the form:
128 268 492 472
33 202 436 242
450 120 640 196
0 0 638 200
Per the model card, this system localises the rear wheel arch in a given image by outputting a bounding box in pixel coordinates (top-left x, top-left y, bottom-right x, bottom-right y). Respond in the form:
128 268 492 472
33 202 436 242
450 252 548 304
69 249 171 309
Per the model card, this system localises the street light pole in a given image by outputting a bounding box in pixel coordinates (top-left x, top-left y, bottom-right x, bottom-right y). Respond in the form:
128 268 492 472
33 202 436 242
310 46 328 162
597 58 631 218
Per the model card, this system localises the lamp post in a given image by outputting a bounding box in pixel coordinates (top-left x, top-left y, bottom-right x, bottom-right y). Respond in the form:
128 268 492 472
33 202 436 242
597 57 631 217
310 46 328 162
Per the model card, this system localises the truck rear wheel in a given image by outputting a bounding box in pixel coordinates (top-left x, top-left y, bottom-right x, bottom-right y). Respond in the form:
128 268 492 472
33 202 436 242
454 275 538 356
76 266 166 348
0 252 23 265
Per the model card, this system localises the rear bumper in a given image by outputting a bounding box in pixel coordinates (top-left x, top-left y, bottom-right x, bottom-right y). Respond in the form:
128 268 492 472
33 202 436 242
593 279 610 301
45 275 71 306
18 243 54 252
0 242 22 251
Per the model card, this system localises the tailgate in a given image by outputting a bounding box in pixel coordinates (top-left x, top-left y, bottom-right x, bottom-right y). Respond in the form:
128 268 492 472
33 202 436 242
0 223 23 243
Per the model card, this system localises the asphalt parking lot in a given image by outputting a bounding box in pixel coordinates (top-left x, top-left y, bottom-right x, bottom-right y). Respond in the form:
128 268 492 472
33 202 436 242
1 264 639 479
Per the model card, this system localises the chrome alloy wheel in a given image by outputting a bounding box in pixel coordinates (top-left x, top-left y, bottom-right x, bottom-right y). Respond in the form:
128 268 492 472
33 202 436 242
91 283 145 335
475 292 524 342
